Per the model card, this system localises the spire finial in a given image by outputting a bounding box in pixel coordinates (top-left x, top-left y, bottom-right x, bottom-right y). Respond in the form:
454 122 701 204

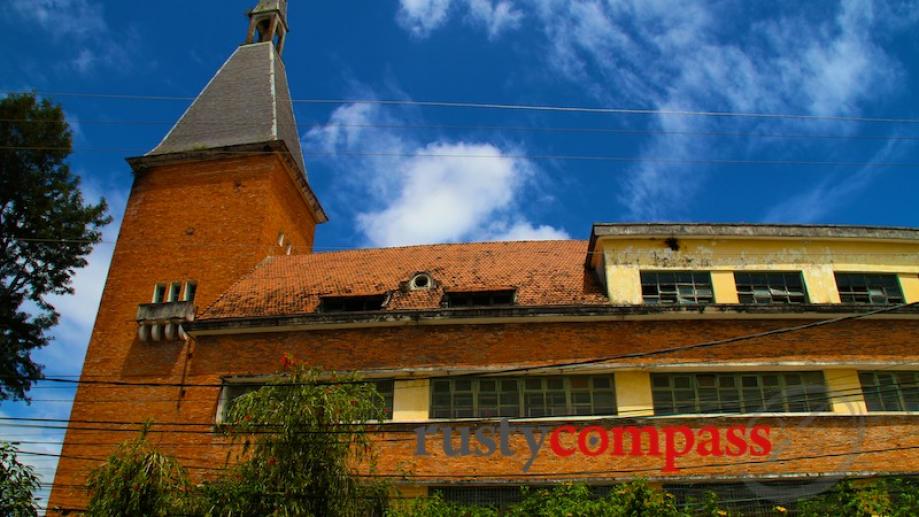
246 0 289 56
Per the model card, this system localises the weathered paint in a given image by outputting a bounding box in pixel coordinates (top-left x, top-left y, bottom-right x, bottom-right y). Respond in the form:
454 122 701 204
596 238 919 304
710 271 739 303
900 273 919 303
615 370 655 416
824 369 868 415
393 379 430 422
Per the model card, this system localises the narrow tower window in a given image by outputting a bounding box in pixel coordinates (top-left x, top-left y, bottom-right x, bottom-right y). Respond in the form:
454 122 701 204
184 282 197 302
152 284 166 304
168 282 182 302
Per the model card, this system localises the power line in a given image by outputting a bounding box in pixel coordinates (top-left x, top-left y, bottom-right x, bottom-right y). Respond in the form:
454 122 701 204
8 90 919 124
0 383 909 434
4 117 919 142
11 237 919 258
11 300 913 392
5 145 919 169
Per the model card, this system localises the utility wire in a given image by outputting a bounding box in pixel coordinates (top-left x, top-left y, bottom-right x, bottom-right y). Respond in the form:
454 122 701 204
4 117 919 142
5 145 919 169
10 300 914 391
8 90 919 124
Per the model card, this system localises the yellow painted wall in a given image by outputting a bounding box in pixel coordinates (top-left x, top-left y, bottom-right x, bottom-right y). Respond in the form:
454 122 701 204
823 369 867 414
710 271 739 303
392 379 429 422
598 238 919 304
615 371 655 417
900 273 919 303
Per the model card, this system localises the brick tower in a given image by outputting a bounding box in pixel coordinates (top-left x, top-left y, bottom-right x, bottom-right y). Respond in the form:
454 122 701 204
48 0 325 511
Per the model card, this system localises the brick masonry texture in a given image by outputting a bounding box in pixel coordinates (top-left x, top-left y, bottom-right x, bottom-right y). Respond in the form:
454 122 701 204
49 316 919 511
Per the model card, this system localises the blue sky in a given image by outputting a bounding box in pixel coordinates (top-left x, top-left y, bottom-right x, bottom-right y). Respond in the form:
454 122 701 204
2 0 919 509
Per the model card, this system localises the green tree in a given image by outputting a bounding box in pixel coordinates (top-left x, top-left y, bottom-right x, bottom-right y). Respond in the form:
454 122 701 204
0 440 41 517
197 359 390 516
86 425 191 517
0 92 110 401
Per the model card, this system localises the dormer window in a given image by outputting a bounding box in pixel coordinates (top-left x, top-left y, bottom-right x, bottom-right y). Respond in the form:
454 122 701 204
444 290 516 308
319 294 387 313
410 273 433 290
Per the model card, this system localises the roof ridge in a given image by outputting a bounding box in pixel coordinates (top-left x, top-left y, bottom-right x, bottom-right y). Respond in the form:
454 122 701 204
305 239 587 258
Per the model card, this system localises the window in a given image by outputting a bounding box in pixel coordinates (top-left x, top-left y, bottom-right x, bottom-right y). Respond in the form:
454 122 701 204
836 273 905 305
859 371 919 412
217 379 395 422
277 232 286 247
651 372 829 415
641 271 714 304
318 295 387 312
734 272 807 304
430 375 617 419
444 290 515 308
167 282 182 302
410 273 433 290
183 282 197 302
152 284 166 303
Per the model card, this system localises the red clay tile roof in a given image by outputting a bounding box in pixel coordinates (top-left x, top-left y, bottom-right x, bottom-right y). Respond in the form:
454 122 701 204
201 240 608 320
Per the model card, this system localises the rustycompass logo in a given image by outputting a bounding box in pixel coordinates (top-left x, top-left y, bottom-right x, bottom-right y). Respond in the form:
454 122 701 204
415 420 773 472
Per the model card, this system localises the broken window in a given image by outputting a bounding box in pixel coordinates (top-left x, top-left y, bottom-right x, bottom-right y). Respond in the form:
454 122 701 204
318 294 387 312
443 290 516 308
734 272 807 304
641 271 714 305
430 375 617 419
651 371 828 415
835 273 905 305
859 371 919 412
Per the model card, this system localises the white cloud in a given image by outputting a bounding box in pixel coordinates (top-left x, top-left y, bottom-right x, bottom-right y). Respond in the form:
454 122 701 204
465 0 522 39
10 0 107 39
397 0 453 37
526 0 905 219
397 0 521 39
10 0 132 75
763 139 900 223
305 101 567 247
395 0 909 220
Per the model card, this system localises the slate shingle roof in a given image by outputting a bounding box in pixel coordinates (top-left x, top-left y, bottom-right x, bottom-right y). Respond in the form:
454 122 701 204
201 240 608 320
147 41 307 176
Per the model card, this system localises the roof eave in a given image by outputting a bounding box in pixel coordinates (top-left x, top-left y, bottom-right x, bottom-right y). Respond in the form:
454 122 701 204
127 140 328 224
188 303 919 337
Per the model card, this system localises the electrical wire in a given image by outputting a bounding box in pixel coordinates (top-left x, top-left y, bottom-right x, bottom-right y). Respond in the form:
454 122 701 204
4 144 919 169
7 90 919 124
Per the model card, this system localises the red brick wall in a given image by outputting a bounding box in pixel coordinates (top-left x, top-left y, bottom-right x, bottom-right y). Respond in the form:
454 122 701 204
49 316 919 512
48 154 318 513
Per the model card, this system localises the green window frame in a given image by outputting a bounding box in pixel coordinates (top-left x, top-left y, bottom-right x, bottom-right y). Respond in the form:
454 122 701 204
651 372 829 415
640 271 714 305
835 273 905 305
217 379 395 422
734 272 808 304
859 371 919 412
430 375 617 419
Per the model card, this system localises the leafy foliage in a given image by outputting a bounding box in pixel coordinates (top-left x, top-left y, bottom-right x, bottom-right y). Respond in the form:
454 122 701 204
387 482 695 517
0 441 40 517
193 359 390 516
0 92 110 401
797 478 919 517
86 425 191 517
